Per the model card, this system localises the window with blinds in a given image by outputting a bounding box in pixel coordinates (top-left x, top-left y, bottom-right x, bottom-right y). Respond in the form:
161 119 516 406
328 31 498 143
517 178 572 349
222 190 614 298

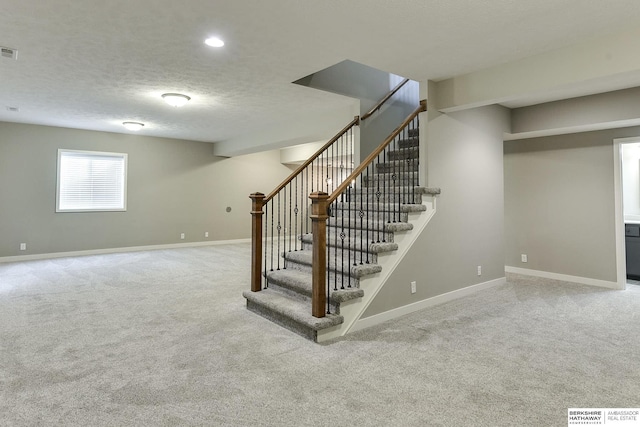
56 149 128 212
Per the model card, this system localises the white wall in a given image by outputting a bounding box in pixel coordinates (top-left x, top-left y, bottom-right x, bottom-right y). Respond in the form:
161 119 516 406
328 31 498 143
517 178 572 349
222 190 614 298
622 142 640 222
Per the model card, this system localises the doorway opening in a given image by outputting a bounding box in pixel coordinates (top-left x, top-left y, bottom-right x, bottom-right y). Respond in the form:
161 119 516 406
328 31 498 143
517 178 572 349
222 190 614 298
614 137 640 289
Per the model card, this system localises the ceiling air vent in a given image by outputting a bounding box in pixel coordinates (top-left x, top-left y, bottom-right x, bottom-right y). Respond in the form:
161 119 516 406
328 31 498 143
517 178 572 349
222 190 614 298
1 46 18 60
6 106 19 112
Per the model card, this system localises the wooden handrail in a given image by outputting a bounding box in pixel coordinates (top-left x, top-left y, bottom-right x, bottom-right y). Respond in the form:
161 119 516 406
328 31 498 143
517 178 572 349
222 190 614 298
264 116 360 202
360 78 410 121
327 100 426 204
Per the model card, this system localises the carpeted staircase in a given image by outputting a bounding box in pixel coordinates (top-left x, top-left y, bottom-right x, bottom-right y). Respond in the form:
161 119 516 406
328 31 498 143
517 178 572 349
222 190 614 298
243 128 440 341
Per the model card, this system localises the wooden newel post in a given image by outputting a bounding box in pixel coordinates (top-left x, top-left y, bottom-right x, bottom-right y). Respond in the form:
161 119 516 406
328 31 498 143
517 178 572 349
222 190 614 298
249 192 265 292
309 191 329 318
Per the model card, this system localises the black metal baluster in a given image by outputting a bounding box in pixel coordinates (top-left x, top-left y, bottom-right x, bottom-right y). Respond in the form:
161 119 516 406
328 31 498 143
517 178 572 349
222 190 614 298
321 154 324 192
412 117 416 201
294 176 298 251
327 236 331 315
333 201 337 292
289 183 292 256
277 193 282 270
311 158 314 193
349 184 355 268
340 193 346 290
395 135 400 223
365 164 370 264
264 203 269 287
283 188 287 269
413 116 418 201
270 200 274 272
398 128 409 203
383 142 389 225
359 174 364 265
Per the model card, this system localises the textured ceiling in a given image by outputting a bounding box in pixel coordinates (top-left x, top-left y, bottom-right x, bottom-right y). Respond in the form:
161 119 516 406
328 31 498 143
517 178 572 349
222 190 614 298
1 0 640 144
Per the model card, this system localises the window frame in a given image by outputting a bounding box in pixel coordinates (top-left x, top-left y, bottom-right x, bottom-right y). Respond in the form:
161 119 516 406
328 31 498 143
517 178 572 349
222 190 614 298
56 149 128 213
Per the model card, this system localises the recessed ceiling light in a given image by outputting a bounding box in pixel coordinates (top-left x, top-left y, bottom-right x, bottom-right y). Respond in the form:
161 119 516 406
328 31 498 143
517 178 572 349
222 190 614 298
204 37 224 48
161 93 191 107
123 121 144 131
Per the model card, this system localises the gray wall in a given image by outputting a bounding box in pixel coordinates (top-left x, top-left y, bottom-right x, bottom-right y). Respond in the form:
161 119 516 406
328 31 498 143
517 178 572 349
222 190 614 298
363 104 510 317
0 122 293 257
511 86 640 136
503 127 640 281
294 59 418 159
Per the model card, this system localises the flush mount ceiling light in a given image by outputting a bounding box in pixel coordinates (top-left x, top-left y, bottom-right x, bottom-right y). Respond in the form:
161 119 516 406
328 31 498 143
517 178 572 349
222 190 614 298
204 37 224 47
122 121 144 131
161 93 191 107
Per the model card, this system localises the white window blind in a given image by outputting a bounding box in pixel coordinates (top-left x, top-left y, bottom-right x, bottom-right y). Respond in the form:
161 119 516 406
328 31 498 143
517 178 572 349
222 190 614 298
56 149 128 212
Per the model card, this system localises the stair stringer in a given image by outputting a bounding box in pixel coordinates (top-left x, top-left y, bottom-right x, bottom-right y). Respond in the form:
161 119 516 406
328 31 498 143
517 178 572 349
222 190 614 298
316 194 438 342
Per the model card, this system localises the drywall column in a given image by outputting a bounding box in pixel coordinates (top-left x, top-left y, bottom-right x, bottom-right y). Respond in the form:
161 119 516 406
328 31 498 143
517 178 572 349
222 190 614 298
361 93 509 317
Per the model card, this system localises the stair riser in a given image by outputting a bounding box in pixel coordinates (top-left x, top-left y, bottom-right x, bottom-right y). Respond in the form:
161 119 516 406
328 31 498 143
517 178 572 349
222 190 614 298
387 149 418 161
343 193 423 204
327 218 413 234
246 300 319 341
398 138 419 149
375 164 419 174
300 233 398 253
264 281 342 313
326 226 395 243
282 255 379 279
300 242 381 264
331 211 410 223
270 264 361 289
363 174 419 185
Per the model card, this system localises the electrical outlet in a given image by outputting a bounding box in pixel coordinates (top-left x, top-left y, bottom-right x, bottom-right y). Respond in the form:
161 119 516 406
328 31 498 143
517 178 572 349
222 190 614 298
477 266 482 276
205 232 209 238
521 254 528 263
410 281 417 294
180 233 185 240
19 243 26 251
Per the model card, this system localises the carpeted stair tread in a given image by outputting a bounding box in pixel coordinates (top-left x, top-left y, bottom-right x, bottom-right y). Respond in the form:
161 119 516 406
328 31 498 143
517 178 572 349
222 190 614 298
243 289 343 340
265 269 364 303
332 202 427 213
362 172 419 185
284 250 382 277
337 186 424 204
299 233 398 253
327 217 414 232
398 136 419 148
375 160 419 172
387 146 419 160
417 187 441 195
345 185 423 194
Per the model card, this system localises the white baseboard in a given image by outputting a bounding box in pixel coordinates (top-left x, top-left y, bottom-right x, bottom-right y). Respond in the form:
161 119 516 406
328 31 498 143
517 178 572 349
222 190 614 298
504 266 620 290
0 238 251 263
350 276 506 333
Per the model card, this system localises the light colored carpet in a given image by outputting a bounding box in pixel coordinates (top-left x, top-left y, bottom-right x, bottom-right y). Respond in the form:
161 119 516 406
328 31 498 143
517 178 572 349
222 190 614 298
1 243 639 426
